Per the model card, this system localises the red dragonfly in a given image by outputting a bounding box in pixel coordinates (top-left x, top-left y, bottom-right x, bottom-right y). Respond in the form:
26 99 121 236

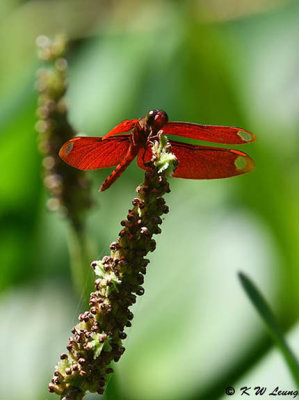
59 110 256 192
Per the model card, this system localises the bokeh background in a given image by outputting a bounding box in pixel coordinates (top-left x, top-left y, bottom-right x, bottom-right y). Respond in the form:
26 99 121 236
0 1 298 399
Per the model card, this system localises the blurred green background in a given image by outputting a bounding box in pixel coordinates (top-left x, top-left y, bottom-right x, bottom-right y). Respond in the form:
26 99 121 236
0 1 298 399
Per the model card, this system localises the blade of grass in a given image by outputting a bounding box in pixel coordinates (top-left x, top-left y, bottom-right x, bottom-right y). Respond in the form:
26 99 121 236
239 272 299 387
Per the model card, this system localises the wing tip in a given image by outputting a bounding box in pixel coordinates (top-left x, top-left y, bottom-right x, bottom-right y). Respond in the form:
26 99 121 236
59 141 74 160
234 154 255 174
59 137 84 160
237 129 257 143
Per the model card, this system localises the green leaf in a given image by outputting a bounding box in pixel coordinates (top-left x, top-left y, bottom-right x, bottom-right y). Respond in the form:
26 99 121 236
239 272 299 387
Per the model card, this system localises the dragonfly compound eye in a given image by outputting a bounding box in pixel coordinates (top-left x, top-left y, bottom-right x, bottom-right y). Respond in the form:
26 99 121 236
146 109 168 130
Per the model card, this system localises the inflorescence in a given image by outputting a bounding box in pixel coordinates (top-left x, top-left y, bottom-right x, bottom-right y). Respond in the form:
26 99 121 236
48 135 177 399
35 35 92 231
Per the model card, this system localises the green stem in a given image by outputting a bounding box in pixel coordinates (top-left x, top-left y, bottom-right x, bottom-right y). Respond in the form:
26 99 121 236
67 227 95 303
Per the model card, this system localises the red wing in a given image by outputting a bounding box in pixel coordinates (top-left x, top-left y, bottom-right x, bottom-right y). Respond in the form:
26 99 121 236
59 135 132 170
137 140 254 179
162 122 256 144
103 119 138 139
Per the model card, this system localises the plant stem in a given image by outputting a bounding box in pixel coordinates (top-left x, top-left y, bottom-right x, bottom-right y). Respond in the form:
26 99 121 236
67 227 95 303
35 35 93 298
48 133 177 398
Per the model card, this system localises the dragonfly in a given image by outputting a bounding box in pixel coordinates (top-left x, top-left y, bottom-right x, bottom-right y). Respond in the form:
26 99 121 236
59 109 256 192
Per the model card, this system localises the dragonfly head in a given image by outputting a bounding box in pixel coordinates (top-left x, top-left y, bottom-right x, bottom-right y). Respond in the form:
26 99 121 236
146 109 168 131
